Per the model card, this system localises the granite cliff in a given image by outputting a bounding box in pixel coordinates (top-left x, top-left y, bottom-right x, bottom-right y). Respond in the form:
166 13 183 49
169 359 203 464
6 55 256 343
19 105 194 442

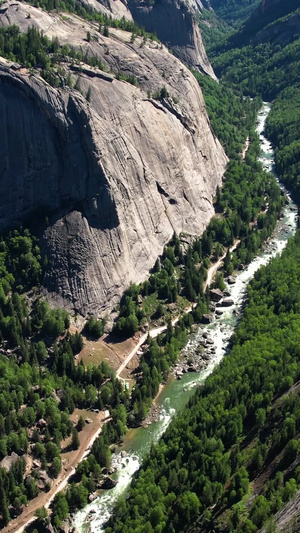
75 0 215 77
127 0 216 78
0 1 227 316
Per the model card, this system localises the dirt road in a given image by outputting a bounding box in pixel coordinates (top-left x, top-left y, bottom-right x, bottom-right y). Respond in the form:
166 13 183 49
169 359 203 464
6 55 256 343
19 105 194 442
117 240 240 380
4 410 110 533
9 240 240 532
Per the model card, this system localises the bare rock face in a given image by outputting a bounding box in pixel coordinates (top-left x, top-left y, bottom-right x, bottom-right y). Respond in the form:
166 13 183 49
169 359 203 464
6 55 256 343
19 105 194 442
127 0 216 78
0 2 227 316
77 0 133 20
72 0 215 76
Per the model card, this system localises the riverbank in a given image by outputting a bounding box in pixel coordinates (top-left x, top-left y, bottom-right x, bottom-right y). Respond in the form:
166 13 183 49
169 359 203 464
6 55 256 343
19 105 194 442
8 246 239 533
73 103 298 533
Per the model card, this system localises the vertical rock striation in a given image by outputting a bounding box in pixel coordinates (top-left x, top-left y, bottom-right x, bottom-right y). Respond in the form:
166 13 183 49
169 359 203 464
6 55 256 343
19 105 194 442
127 0 216 78
0 3 227 315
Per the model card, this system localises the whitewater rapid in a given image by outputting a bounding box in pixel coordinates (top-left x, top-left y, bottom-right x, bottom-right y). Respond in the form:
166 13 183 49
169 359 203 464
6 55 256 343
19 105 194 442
73 103 298 532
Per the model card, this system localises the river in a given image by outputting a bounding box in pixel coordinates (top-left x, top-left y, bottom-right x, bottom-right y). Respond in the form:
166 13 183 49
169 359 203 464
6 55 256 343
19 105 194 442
73 103 298 532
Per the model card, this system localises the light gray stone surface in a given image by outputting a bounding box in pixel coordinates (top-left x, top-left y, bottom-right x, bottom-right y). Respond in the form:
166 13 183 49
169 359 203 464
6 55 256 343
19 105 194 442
128 0 216 78
0 3 227 315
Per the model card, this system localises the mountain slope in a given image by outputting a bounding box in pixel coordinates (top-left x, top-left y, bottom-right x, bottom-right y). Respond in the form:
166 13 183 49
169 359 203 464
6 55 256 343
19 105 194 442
211 0 300 202
127 0 217 78
0 1 227 316
208 0 260 26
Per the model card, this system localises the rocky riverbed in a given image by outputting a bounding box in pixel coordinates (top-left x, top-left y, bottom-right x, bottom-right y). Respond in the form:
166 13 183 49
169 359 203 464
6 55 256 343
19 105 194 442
73 103 298 533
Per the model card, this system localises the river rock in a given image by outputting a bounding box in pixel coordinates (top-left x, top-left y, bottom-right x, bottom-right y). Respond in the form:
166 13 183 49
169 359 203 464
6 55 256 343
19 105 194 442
210 288 223 302
222 298 234 307
227 276 236 285
101 476 118 489
199 339 207 346
215 309 223 315
201 314 212 324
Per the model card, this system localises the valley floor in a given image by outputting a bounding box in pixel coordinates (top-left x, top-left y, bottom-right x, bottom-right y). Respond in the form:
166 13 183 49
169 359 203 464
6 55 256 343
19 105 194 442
6 243 239 532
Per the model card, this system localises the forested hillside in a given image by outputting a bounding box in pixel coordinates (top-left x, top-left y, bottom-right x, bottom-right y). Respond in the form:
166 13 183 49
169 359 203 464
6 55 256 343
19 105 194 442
107 226 300 533
207 0 259 26
210 1 300 202
106 1 300 532
0 230 132 528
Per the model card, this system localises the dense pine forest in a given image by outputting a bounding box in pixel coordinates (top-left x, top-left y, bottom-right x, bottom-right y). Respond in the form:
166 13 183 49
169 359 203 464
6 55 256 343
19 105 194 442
0 230 133 527
0 0 299 531
107 231 300 532
105 1 300 532
210 2 300 202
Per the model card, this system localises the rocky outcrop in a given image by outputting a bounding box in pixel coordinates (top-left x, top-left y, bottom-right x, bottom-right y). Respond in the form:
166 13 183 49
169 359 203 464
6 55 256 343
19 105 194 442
72 0 215 77
78 0 133 20
127 0 216 78
0 2 227 316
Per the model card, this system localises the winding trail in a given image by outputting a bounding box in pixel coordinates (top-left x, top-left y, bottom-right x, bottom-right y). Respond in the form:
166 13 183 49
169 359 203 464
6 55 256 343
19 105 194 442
3 410 110 533
8 241 240 532
242 136 250 160
117 240 240 379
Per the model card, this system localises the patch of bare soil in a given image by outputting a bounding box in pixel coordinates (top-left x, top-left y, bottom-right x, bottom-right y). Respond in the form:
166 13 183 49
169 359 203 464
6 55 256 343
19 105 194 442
77 334 138 380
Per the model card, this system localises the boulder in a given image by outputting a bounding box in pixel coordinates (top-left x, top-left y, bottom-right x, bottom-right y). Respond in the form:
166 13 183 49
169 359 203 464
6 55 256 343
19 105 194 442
210 288 223 302
222 298 234 307
227 276 236 285
201 314 212 324
101 476 118 489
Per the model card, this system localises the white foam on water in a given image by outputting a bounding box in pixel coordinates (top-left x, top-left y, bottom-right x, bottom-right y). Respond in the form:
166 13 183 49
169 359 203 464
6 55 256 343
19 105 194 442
73 103 298 532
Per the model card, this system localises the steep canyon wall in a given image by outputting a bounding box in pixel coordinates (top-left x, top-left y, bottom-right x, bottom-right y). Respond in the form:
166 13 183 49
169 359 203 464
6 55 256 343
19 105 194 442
0 2 227 315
